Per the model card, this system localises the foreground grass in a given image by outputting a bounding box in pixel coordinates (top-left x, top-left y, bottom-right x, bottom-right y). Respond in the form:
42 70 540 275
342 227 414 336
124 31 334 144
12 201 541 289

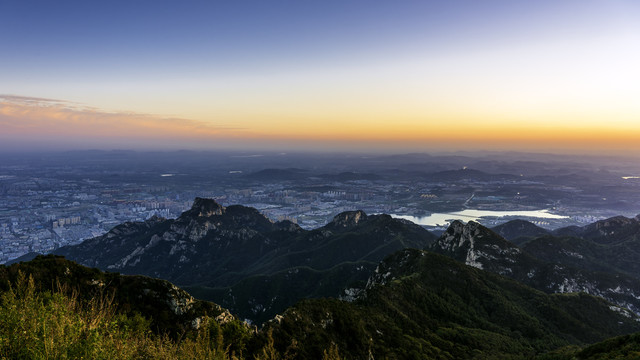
0 272 340 360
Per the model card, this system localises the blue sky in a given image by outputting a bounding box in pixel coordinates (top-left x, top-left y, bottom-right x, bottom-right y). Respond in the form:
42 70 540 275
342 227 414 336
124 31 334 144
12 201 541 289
4 1 617 82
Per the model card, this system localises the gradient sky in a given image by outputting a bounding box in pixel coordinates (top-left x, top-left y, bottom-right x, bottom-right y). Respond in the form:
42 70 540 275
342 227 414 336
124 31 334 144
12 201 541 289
1 0 639 154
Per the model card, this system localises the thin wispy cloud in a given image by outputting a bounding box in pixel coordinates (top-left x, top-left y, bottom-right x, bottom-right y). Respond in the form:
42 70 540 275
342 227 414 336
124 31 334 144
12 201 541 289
0 95 242 142
0 95 71 105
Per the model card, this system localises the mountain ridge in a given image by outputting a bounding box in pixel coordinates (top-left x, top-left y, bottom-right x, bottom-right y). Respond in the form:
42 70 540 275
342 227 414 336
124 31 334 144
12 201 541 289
19 198 640 327
51 198 436 323
430 219 640 317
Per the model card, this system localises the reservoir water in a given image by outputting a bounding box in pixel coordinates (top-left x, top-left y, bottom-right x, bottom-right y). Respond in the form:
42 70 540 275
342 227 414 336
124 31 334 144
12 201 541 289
391 209 567 227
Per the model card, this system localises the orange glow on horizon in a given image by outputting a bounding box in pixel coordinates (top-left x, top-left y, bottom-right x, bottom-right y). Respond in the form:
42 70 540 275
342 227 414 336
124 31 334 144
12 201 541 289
2 95 640 155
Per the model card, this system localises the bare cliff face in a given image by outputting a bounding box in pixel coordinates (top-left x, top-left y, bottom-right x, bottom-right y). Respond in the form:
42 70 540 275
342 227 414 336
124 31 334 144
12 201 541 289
433 220 522 271
189 197 225 217
326 210 367 229
430 219 640 317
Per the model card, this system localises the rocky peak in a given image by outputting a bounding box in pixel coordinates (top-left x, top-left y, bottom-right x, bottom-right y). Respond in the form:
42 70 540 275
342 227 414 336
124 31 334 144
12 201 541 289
438 220 482 250
593 215 634 229
432 220 520 270
328 210 368 229
274 220 303 232
190 197 225 217
580 215 640 243
223 205 275 232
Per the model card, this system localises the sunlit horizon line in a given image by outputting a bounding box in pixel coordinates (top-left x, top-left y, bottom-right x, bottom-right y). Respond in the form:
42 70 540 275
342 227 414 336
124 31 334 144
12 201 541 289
4 94 640 141
2 93 640 158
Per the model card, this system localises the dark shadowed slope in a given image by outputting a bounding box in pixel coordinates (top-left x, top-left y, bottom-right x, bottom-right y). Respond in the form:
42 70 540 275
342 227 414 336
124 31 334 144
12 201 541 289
265 249 640 359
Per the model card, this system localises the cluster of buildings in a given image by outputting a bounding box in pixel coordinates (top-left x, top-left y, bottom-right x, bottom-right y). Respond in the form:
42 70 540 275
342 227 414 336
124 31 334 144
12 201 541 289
2 159 630 264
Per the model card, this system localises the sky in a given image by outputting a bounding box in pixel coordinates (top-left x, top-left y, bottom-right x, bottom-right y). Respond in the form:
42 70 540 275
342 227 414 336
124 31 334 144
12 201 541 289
1 0 639 154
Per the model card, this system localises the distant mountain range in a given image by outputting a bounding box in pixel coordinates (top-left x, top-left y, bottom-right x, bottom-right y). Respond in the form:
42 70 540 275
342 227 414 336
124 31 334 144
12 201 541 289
246 166 517 183
9 198 640 357
50 198 434 323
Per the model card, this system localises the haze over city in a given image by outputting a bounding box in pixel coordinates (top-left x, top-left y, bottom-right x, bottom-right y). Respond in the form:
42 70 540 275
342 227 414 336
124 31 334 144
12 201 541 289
1 0 639 155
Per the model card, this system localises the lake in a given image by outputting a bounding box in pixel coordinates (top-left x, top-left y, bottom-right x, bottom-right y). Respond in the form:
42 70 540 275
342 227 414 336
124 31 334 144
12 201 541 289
391 209 568 227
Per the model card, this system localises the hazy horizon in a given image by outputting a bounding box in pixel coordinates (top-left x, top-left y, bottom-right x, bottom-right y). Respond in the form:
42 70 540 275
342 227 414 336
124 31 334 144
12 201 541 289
2 145 640 159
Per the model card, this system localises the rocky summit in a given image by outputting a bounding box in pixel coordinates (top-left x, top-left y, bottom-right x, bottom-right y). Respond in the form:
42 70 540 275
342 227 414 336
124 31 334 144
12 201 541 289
433 220 523 271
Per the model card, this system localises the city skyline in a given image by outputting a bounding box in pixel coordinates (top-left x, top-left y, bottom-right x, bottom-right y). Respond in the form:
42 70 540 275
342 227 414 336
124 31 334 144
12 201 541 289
1 0 639 155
